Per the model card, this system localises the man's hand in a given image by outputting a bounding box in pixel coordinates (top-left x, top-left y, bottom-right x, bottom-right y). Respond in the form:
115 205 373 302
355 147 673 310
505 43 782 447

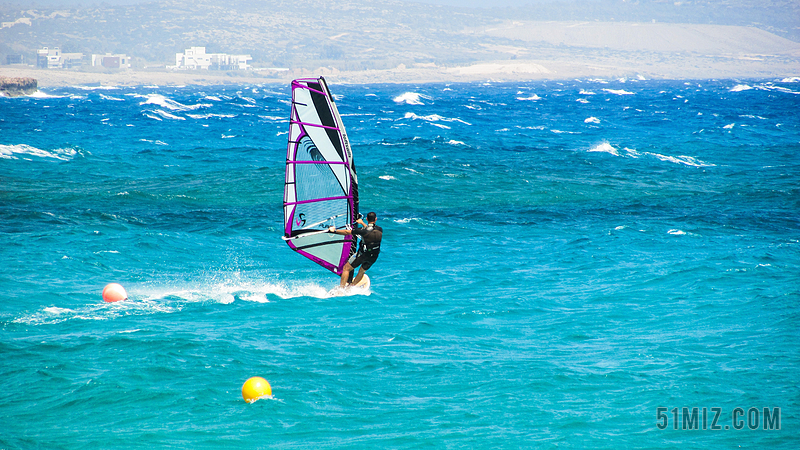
328 226 336 233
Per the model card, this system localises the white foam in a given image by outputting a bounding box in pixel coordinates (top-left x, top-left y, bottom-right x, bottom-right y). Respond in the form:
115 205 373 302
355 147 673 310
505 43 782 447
0 144 78 161
730 84 753 92
393 92 432 105
588 142 619 156
723 123 735 129
603 89 634 95
139 93 210 111
579 89 596 95
584 117 600 124
99 94 124 101
516 94 541 101
28 91 64 98
645 153 714 167
379 175 396 180
152 109 185 121
403 112 471 125
668 229 686 236
447 140 466 146
780 77 800 83
186 113 236 119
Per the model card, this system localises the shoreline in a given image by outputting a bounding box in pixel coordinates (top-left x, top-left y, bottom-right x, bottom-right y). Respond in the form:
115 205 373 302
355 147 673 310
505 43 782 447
2 55 798 88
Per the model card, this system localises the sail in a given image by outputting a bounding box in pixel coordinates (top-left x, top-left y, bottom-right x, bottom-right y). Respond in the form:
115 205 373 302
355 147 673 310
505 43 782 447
283 77 359 275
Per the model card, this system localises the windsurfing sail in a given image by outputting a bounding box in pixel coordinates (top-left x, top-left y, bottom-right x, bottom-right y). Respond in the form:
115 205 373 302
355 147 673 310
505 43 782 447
283 77 359 275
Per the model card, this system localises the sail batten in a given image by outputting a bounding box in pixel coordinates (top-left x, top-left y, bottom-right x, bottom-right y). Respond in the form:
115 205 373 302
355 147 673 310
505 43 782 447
283 77 358 275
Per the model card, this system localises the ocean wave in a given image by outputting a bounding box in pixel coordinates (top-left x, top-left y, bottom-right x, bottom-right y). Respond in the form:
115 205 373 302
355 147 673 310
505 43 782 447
730 83 800 95
186 113 236 119
579 89 596 95
0 144 78 161
394 92 432 105
587 143 713 167
447 140 467 146
99 93 124 101
516 94 541 101
402 112 471 126
730 84 754 92
781 77 800 83
584 117 600 124
379 175 396 180
603 89 634 96
588 142 619 156
646 153 714 167
139 93 211 111
27 91 64 99
150 109 185 121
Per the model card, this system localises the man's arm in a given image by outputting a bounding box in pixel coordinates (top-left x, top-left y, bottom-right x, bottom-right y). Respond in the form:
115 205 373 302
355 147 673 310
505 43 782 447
329 218 365 235
328 226 352 235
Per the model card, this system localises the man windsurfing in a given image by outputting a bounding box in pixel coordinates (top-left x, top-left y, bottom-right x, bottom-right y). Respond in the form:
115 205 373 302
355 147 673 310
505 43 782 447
328 212 382 287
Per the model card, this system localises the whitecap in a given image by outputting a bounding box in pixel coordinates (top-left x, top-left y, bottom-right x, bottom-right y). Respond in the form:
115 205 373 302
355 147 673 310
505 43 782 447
139 93 210 111
0 144 77 161
402 112 471 126
780 77 800 83
152 110 185 121
588 142 619 156
668 229 686 236
447 140 466 146
576 98 590 104
645 153 714 167
28 91 64 99
393 92 432 105
516 94 541 101
379 175 396 180
99 94 124 101
186 113 236 119
603 89 634 95
723 123 735 129
579 89 595 95
584 117 600 124
730 84 753 92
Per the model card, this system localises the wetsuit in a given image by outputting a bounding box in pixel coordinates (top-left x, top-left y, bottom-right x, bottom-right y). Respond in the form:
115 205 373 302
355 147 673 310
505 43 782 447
348 224 383 270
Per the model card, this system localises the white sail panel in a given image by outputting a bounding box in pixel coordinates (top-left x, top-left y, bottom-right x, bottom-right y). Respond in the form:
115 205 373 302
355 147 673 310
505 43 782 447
283 77 359 275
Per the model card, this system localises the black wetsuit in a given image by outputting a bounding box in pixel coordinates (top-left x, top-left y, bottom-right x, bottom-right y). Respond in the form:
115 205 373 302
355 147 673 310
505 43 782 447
349 224 383 270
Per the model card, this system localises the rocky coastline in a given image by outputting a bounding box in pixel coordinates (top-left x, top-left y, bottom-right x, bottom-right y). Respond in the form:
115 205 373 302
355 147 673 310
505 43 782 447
0 76 38 97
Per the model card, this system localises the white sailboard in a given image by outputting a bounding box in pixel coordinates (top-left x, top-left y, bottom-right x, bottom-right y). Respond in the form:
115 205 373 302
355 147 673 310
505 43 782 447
283 77 360 276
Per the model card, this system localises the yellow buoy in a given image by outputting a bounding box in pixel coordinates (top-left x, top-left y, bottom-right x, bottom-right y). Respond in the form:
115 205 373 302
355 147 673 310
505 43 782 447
102 283 128 303
242 376 272 403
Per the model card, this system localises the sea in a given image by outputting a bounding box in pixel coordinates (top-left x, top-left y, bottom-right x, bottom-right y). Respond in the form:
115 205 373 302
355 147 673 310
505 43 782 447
1 77 798 449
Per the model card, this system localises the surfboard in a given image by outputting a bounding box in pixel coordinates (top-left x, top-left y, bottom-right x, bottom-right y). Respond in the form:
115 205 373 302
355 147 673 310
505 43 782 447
328 274 370 297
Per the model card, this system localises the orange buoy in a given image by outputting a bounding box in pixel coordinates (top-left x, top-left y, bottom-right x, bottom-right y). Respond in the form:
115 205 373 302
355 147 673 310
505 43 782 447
102 283 128 302
242 376 272 403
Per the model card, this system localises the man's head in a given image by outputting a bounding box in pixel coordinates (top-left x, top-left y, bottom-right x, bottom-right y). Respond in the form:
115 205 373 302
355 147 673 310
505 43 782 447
366 212 377 223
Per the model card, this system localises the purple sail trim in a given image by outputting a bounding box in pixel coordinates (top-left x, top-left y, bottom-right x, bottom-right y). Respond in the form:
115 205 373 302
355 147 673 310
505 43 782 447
285 195 352 207
291 120 340 131
286 161 348 165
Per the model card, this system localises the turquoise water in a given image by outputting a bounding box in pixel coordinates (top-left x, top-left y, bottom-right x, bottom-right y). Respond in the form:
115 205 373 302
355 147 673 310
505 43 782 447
1 78 798 448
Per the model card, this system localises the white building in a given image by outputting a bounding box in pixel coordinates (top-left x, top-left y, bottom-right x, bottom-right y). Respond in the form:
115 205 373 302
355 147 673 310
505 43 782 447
37 47 83 69
175 47 251 70
91 54 131 69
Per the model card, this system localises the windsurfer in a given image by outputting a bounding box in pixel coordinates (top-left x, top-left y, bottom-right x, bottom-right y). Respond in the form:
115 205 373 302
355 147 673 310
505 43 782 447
328 212 382 287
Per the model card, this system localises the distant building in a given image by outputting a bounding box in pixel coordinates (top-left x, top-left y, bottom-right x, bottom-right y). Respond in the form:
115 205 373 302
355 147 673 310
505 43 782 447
6 54 24 65
175 47 251 70
36 47 83 69
92 54 131 69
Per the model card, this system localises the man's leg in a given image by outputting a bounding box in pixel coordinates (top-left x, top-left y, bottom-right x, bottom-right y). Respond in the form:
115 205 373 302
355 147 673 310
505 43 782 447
352 266 368 285
340 263 354 287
